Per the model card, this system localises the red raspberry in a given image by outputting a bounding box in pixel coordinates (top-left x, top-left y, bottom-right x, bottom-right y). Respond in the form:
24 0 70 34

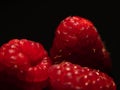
50 16 112 73
48 61 116 90
0 39 52 90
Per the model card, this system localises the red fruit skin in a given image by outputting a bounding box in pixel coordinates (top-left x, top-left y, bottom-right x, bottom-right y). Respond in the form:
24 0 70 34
48 61 116 90
50 16 112 73
0 39 52 90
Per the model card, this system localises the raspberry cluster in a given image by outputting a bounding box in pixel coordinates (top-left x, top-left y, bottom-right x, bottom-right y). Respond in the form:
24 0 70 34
0 16 116 90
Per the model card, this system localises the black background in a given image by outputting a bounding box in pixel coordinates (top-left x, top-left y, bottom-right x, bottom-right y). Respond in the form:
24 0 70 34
1 1 120 89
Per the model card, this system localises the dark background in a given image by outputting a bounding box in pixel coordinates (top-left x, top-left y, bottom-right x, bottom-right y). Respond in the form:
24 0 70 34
1 1 120 89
